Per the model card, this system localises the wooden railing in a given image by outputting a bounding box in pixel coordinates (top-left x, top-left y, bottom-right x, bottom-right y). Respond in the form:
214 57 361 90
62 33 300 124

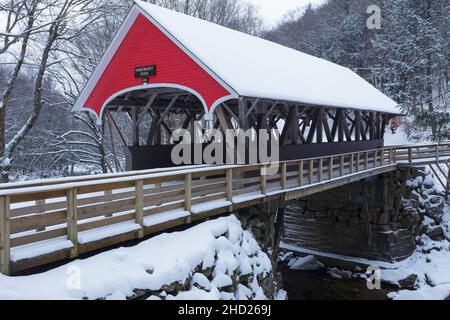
0 143 449 275
393 143 450 165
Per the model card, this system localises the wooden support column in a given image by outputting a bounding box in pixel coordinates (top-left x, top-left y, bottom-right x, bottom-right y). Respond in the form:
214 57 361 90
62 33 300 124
238 97 248 131
338 110 344 142
369 112 375 140
375 113 381 139
322 109 333 143
280 106 296 145
106 110 127 146
67 189 78 258
316 108 324 144
0 196 10 275
215 107 232 132
135 180 144 238
281 162 287 189
132 107 140 146
291 106 300 145
298 160 304 186
260 165 267 194
185 174 192 213
355 111 361 141
226 169 233 201
306 110 319 143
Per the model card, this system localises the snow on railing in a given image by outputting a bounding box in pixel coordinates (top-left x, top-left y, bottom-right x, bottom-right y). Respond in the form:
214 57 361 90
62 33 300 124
2 144 449 275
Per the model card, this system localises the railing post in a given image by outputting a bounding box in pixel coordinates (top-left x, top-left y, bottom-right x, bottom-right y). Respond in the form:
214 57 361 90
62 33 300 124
66 189 78 258
408 147 413 166
281 162 287 190
340 155 344 177
309 160 314 184
389 148 393 164
436 144 439 163
298 160 303 187
318 158 323 182
0 196 10 275
374 150 378 168
365 152 369 170
260 165 267 194
329 157 334 180
104 190 113 217
226 168 233 200
350 153 354 174
185 174 192 213
356 153 360 172
135 180 144 238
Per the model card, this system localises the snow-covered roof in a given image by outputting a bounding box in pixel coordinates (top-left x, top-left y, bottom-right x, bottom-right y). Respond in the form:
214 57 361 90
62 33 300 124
135 1 399 114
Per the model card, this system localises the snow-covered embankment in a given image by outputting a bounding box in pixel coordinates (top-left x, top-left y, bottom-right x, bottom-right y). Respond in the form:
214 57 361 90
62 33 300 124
0 215 281 300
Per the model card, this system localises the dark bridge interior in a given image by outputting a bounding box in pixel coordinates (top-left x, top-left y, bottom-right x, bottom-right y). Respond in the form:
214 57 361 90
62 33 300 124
105 87 393 170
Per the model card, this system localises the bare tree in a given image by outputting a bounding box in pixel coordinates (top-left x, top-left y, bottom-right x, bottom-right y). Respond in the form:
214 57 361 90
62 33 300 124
0 0 107 182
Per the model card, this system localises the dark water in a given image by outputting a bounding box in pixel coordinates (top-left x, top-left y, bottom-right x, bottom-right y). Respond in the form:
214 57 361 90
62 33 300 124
280 264 392 300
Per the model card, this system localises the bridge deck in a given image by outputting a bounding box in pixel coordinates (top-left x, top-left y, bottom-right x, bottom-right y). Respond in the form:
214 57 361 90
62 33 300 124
1 143 450 274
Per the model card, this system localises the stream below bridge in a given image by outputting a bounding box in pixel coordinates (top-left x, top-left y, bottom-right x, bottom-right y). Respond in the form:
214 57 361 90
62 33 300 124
279 263 392 300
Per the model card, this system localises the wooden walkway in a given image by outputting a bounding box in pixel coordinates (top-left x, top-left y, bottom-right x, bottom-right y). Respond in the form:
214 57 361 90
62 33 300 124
1 143 450 275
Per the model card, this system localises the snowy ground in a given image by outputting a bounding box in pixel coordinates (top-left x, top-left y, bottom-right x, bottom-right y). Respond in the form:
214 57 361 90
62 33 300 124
383 205 450 300
384 126 411 146
0 215 273 300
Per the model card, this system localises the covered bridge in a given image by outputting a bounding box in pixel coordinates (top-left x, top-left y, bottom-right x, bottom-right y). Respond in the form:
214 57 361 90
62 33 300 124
73 0 399 170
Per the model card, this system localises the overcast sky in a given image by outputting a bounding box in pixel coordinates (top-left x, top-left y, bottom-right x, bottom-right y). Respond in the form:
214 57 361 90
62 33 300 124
248 0 326 27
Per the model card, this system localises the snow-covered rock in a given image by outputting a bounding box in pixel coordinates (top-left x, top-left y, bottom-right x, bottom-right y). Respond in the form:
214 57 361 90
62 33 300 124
0 215 276 300
290 255 325 271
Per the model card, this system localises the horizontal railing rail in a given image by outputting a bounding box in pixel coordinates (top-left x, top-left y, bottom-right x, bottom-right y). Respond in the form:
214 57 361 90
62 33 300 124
0 143 449 275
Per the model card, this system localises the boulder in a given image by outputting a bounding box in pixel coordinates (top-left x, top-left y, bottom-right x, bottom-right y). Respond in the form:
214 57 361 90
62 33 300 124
427 226 445 241
398 274 417 290
423 176 435 189
426 207 444 224
327 267 352 280
429 196 443 205
290 255 325 271
279 251 294 262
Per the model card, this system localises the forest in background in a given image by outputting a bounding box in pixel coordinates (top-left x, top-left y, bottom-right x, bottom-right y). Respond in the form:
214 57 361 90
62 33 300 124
0 0 448 182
